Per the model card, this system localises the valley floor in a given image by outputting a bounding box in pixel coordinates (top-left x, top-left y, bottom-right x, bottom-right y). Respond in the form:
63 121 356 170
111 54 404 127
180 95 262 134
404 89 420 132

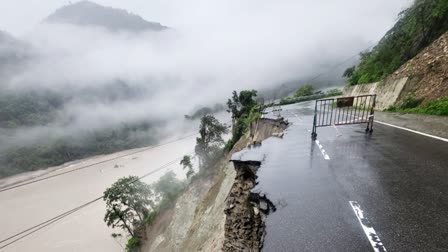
0 132 197 251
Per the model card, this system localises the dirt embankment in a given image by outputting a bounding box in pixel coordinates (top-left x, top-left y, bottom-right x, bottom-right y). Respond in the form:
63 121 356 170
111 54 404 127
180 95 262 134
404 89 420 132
141 118 288 252
387 31 448 103
222 160 276 252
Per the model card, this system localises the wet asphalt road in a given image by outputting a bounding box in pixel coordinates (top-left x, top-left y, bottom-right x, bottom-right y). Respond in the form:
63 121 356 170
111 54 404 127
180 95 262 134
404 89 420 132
255 101 448 252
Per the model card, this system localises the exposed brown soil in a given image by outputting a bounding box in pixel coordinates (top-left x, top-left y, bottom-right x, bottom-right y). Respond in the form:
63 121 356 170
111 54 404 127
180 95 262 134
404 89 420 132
222 118 288 252
222 160 265 252
387 31 448 103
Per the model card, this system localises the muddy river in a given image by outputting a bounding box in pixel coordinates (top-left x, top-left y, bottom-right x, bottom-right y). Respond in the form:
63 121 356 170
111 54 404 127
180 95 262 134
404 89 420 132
0 115 229 251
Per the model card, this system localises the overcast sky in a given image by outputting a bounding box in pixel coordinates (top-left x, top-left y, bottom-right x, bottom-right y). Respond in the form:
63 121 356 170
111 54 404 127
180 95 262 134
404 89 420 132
1 0 412 36
0 0 415 149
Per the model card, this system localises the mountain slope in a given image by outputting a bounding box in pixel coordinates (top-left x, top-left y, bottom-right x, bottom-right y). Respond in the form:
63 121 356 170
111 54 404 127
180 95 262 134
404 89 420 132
0 30 26 62
347 0 448 85
388 31 448 102
0 30 31 77
44 1 167 32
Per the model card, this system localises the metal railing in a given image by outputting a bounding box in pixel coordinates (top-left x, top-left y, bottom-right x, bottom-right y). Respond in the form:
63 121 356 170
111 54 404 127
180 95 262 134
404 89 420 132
311 94 376 139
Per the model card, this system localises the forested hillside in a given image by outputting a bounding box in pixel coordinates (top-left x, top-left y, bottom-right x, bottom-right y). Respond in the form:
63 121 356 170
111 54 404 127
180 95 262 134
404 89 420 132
0 2 170 178
0 87 160 178
346 0 448 85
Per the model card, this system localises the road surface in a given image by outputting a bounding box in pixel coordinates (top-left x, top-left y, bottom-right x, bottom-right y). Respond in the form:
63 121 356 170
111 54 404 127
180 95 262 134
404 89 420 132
256 101 448 251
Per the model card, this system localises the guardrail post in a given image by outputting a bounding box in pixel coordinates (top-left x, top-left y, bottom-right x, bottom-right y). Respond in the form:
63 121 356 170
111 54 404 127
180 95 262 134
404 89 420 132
311 100 318 140
365 94 376 134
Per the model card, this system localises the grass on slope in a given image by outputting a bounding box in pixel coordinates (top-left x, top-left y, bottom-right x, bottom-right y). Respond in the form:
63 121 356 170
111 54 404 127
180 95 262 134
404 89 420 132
387 96 448 116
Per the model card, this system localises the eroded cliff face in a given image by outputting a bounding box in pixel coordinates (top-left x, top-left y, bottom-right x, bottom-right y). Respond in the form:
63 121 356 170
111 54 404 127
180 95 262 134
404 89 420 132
344 31 448 109
142 118 288 252
387 31 448 103
222 160 272 252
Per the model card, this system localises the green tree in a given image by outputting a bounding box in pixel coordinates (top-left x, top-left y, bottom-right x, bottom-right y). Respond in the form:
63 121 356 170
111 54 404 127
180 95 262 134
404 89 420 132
342 66 356 78
227 89 258 120
195 115 228 168
225 90 260 150
153 171 185 209
103 176 154 237
180 155 194 178
294 84 314 97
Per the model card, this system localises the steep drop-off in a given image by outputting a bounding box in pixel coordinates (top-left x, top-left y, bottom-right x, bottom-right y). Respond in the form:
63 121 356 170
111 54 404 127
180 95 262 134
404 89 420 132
142 118 288 251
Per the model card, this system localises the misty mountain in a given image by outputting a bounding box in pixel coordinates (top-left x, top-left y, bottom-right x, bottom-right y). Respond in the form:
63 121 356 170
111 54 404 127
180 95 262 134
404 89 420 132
44 1 167 32
0 30 32 78
0 3 175 178
0 30 27 62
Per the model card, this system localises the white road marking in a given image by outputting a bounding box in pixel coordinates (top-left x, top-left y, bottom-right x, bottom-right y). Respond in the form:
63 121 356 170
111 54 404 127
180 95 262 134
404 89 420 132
375 120 448 143
315 140 330 160
349 201 387 252
332 124 343 137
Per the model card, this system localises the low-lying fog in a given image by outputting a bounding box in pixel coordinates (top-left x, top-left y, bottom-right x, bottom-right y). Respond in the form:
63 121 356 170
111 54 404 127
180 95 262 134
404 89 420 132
0 0 411 175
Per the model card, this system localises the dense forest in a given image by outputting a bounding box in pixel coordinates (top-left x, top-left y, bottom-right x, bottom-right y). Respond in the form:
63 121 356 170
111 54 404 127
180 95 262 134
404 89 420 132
0 86 161 178
345 0 448 85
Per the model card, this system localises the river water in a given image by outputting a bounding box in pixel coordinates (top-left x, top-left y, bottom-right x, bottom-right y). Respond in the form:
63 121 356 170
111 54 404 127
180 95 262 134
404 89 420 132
0 113 229 252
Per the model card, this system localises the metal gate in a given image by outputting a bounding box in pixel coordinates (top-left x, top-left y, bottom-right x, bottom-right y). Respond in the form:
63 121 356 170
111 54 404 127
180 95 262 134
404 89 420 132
311 94 376 139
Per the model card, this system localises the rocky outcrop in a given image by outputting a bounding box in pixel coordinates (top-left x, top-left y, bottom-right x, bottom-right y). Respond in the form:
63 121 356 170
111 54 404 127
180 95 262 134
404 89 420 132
222 160 276 252
223 160 262 251
222 118 287 252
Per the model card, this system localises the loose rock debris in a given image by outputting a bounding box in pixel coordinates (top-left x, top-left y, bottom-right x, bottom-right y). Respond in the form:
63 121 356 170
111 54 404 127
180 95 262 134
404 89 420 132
223 160 276 252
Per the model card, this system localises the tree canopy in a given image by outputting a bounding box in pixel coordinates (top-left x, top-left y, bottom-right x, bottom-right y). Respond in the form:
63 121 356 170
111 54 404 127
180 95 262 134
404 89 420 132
180 155 194 178
294 84 314 97
225 90 261 150
153 171 185 207
103 176 154 237
227 90 258 119
195 115 228 169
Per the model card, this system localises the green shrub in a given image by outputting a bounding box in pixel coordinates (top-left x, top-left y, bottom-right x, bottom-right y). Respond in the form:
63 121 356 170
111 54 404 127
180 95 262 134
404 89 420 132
126 237 141 252
400 95 423 109
386 97 448 116
241 107 261 132
326 89 343 97
294 84 314 97
144 210 158 225
406 97 448 116
386 105 398 112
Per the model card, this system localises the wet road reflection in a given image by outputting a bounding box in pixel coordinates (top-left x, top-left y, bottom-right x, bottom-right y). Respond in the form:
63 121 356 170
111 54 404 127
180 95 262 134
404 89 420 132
255 101 448 251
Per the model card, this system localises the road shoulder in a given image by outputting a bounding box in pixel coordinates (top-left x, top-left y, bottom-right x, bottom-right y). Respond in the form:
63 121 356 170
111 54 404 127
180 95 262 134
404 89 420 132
374 111 448 140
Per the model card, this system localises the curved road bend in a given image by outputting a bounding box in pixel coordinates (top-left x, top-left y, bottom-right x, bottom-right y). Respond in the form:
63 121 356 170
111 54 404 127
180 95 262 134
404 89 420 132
255 101 448 252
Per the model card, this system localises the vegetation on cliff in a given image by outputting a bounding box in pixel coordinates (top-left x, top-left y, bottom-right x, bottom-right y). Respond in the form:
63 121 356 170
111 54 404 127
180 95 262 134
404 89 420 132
345 0 448 85
387 96 448 116
103 172 185 252
226 90 261 150
195 115 228 171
